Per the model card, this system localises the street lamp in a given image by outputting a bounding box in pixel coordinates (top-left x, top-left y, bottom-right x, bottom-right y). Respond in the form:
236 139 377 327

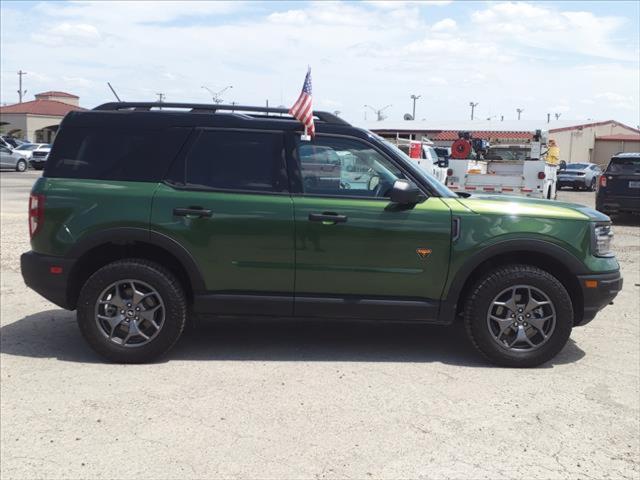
469 101 479 120
410 94 421 119
364 104 392 121
202 85 233 104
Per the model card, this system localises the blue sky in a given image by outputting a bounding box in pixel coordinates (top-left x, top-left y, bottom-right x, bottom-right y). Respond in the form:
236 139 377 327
1 1 638 126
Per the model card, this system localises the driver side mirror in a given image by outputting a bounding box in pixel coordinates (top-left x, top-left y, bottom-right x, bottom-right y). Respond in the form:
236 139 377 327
437 158 449 168
390 179 425 205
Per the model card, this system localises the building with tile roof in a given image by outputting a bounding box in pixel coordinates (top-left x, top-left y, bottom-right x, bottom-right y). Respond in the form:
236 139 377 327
0 91 85 143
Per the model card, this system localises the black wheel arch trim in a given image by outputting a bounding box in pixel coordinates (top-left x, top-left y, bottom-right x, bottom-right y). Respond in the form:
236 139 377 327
439 239 598 324
66 227 206 291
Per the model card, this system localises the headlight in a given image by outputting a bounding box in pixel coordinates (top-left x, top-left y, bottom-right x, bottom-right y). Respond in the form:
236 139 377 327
592 223 614 257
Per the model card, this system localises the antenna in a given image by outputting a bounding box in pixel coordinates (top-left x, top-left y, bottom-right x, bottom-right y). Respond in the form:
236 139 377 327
107 82 122 102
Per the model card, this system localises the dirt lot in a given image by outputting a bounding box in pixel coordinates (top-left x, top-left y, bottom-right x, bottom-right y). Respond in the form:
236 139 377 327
1 170 638 480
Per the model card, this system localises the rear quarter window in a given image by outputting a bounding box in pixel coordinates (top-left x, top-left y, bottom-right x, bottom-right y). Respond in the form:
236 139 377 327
45 127 190 181
606 157 640 174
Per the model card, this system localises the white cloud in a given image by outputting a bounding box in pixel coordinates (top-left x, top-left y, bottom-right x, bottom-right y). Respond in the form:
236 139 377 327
431 18 457 32
471 2 632 61
32 22 100 46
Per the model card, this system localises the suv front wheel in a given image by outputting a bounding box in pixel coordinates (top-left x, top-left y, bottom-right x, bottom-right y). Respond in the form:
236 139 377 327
464 265 573 367
77 259 187 363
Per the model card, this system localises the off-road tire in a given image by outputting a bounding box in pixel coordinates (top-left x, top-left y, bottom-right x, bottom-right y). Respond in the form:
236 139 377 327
464 264 573 367
77 259 187 363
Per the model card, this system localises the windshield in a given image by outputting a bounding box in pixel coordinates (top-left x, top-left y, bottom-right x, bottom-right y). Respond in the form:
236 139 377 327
607 157 640 174
16 144 37 151
564 163 589 170
371 133 457 198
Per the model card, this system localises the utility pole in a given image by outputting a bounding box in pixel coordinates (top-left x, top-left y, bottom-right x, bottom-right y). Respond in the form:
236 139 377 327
547 113 551 124
364 104 392 121
516 108 524 120
410 94 421 119
156 93 165 103
554 113 562 120
469 101 479 120
17 70 27 103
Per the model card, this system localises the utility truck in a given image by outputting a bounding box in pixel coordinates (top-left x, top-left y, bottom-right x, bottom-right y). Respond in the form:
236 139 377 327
394 138 449 184
446 130 558 199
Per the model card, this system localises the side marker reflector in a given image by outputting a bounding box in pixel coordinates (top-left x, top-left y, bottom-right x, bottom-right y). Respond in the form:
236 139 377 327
50 266 63 275
584 280 598 289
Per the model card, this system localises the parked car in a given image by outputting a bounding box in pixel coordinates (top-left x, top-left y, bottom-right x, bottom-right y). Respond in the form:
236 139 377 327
0 145 28 172
596 152 640 215
557 162 602 191
29 148 52 170
21 102 622 366
12 143 51 161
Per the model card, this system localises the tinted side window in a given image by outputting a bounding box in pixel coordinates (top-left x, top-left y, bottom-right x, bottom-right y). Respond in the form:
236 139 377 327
297 137 407 198
185 130 287 192
46 127 189 181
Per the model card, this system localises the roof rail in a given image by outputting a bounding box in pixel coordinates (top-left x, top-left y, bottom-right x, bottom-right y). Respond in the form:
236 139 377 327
93 102 350 126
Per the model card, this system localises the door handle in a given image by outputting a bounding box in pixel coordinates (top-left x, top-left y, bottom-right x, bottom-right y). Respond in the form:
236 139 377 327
308 212 348 224
173 207 213 218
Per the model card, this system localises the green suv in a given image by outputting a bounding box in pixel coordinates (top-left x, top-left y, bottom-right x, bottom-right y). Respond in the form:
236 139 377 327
21 102 622 366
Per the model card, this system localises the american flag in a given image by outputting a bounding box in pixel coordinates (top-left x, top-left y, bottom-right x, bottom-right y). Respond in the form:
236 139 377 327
289 68 315 137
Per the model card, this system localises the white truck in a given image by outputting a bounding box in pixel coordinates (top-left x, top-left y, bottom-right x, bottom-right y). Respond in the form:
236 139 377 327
446 132 558 199
395 138 449 184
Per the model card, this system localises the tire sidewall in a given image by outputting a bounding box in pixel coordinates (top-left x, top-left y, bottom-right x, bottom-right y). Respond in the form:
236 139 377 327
16 160 26 172
467 267 573 367
77 260 186 363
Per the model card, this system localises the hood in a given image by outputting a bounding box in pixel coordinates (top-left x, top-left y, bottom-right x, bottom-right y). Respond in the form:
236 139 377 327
455 193 609 222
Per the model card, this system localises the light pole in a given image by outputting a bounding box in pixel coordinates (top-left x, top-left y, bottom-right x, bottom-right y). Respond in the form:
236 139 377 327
410 94 421 119
364 104 392 121
516 108 524 120
202 85 233 104
469 101 479 120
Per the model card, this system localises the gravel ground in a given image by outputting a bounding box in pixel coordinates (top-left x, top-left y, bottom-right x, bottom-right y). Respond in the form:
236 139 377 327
1 170 638 480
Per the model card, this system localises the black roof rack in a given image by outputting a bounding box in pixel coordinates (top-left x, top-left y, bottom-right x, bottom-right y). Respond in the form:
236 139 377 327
93 102 350 126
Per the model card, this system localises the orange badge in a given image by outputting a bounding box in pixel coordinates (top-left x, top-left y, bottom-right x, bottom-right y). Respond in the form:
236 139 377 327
416 248 432 259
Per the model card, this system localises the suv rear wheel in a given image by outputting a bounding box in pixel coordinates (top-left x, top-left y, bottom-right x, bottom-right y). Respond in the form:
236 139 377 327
464 265 573 367
77 259 187 363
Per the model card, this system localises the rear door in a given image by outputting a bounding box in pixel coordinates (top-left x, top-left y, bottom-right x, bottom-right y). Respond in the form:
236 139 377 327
150 128 295 316
290 134 452 321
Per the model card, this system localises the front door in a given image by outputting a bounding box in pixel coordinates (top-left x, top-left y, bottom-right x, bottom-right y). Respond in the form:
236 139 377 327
291 134 452 321
151 128 295 316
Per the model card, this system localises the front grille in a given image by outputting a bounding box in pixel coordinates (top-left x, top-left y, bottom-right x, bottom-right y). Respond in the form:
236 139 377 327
32 151 48 158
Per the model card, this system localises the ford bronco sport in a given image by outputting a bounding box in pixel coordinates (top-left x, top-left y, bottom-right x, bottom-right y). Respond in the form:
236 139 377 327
21 102 622 366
